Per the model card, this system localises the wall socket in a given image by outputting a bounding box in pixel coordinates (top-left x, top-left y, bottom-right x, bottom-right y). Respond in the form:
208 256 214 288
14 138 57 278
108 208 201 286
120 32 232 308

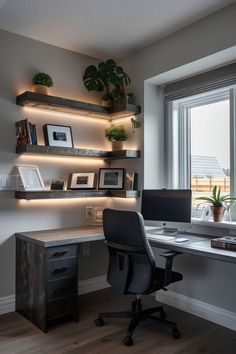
86 206 94 219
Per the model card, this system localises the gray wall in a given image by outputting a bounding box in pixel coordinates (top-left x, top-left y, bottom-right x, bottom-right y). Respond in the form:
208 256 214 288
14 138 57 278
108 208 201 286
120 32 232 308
0 29 112 297
117 3 236 312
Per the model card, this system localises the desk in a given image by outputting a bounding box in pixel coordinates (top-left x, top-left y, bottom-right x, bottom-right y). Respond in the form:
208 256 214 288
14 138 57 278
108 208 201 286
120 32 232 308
16 225 236 332
16 226 104 332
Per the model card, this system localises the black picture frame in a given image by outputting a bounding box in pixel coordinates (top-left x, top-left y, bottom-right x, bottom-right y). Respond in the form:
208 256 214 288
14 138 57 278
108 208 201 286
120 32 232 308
43 124 74 148
98 168 125 190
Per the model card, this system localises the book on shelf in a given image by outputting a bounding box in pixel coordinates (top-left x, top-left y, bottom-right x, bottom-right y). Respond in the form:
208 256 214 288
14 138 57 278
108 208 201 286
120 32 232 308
15 119 37 145
125 172 138 190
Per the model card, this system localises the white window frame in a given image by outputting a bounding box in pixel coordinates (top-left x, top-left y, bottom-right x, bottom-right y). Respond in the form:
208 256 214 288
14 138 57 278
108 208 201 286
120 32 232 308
166 87 236 197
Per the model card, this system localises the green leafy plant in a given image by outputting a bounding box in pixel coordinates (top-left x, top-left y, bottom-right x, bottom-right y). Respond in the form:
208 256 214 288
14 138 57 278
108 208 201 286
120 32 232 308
32 73 53 87
105 125 127 142
83 59 130 102
196 185 236 208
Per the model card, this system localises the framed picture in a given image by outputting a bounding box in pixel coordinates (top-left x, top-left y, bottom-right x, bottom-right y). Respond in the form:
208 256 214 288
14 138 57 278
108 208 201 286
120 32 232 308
43 124 73 148
17 165 45 191
98 168 124 189
67 173 95 189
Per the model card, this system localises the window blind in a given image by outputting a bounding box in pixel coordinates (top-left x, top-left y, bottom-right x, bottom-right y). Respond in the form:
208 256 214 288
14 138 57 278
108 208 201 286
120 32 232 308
164 62 236 101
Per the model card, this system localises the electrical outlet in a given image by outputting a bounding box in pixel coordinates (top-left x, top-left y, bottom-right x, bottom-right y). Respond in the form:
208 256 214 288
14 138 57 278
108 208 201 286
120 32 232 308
82 243 90 256
86 206 94 219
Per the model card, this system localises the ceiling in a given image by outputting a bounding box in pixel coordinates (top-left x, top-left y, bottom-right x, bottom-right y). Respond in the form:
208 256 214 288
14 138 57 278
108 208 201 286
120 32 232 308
0 0 235 59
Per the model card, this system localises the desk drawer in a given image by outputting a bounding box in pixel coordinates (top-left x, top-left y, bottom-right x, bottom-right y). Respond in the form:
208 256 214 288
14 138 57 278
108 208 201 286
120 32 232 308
47 245 77 261
47 258 77 281
47 278 77 300
47 295 78 321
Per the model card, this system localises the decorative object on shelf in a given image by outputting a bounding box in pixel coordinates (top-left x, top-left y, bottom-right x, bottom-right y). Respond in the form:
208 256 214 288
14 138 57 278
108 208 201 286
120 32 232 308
15 119 37 145
32 72 53 94
17 165 45 191
131 115 141 132
105 124 127 151
98 168 124 190
43 124 73 148
125 172 138 190
196 185 236 222
50 178 65 190
83 59 130 105
201 205 211 221
67 173 95 190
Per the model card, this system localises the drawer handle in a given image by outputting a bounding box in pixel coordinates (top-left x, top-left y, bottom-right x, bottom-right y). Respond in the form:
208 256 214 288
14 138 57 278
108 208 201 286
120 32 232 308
54 266 69 273
53 250 68 257
54 285 70 293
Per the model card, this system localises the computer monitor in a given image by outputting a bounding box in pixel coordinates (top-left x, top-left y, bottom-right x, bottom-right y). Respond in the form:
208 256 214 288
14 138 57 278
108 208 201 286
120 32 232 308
141 189 192 235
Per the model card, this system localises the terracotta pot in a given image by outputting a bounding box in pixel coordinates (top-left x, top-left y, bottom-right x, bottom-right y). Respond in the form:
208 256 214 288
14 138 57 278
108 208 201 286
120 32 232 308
32 84 48 95
102 99 112 107
111 141 123 151
211 206 225 222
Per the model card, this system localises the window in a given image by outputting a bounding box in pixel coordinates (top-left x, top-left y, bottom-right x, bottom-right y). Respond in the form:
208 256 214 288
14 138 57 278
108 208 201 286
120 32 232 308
166 87 236 218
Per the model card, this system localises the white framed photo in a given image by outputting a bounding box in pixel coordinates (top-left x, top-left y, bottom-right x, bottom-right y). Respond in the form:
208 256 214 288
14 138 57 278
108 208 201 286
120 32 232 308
43 124 73 148
17 165 45 191
98 168 124 189
67 173 95 189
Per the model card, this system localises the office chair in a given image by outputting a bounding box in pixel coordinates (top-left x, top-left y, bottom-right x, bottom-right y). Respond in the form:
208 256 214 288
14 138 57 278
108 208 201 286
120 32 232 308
95 208 183 346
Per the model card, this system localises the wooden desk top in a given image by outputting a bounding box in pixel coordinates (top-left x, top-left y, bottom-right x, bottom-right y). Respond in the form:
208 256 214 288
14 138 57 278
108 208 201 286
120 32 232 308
16 226 104 247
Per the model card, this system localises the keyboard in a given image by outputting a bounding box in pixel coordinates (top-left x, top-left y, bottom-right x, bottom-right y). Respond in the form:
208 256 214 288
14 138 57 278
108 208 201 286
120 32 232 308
146 234 176 241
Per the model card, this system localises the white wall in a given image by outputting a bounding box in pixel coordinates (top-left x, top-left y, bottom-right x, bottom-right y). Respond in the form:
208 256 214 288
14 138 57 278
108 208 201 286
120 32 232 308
116 3 236 313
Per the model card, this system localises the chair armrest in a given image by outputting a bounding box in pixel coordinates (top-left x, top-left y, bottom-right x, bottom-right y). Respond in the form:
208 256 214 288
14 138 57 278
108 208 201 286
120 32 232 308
159 251 181 287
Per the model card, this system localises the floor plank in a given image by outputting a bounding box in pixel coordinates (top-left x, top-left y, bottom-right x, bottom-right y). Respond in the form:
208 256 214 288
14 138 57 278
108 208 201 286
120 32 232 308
0 288 235 354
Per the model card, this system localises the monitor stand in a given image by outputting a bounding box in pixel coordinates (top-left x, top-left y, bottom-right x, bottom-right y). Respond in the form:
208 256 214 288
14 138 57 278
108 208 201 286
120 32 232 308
148 227 178 236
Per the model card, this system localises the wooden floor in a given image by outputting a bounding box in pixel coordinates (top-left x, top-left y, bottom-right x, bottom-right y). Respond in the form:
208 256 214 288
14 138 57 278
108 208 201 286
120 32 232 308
0 288 235 354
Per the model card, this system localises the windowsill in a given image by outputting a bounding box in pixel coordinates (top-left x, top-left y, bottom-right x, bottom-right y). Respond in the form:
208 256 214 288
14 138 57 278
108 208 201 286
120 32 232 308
191 217 236 230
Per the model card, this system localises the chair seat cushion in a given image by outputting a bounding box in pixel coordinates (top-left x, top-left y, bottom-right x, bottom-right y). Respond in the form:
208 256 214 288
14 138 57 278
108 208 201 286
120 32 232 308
148 267 183 293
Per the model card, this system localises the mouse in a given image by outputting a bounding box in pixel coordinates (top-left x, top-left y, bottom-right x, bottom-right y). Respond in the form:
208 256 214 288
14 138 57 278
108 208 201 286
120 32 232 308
175 238 189 243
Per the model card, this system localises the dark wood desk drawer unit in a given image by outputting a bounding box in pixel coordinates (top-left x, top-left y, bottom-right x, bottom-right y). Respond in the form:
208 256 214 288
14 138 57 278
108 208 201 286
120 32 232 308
16 237 79 332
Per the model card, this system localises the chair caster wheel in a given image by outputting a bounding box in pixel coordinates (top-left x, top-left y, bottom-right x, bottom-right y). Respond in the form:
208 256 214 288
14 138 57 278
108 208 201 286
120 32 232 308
160 309 167 320
95 318 104 327
123 335 134 346
172 328 181 339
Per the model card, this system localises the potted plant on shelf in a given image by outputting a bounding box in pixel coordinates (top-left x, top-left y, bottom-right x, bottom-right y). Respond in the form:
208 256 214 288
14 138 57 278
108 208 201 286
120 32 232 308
83 59 130 106
105 125 127 151
196 185 236 222
32 72 53 94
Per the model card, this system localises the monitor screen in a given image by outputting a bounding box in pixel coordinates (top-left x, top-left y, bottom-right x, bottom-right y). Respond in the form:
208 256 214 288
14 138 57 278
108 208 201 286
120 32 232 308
141 189 192 223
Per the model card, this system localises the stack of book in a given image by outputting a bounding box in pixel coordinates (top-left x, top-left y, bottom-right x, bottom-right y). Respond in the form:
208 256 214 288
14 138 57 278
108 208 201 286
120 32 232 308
15 119 37 145
211 236 236 251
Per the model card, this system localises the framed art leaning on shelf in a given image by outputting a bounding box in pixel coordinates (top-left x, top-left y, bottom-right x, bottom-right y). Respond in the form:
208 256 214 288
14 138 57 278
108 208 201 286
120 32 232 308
17 165 45 191
98 168 124 189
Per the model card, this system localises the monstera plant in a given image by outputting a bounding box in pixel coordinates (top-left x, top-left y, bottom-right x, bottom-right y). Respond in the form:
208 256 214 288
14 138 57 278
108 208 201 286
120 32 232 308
83 59 130 104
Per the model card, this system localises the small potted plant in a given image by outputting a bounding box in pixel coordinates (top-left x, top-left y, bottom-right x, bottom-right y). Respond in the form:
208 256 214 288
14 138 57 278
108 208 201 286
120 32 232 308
196 185 236 222
105 124 127 151
32 72 53 94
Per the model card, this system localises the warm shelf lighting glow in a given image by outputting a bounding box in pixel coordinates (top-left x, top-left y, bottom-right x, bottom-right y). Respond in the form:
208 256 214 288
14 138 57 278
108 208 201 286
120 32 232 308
18 197 108 207
22 107 110 124
17 155 107 165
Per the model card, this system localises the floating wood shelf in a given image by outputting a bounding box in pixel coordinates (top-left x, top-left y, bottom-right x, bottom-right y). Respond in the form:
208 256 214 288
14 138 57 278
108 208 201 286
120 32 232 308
15 190 140 200
16 144 140 159
16 91 141 121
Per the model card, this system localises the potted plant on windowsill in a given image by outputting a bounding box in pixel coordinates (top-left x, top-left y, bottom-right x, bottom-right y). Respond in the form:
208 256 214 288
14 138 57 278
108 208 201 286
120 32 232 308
196 185 236 222
32 72 53 95
105 125 127 151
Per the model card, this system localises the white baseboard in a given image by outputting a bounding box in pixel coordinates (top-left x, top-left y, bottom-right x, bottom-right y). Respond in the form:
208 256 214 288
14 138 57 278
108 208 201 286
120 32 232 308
0 295 15 315
78 275 110 295
157 290 236 331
